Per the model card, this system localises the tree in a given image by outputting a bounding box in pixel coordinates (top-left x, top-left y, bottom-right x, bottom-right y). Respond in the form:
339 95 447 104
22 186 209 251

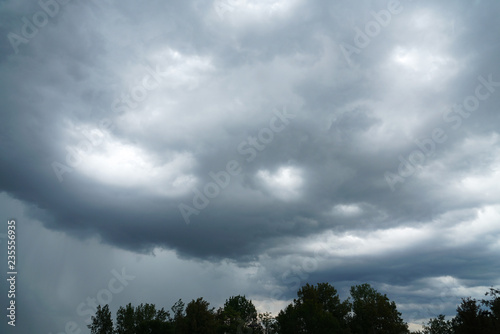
115 303 135 334
481 288 500 333
88 304 114 334
452 297 485 334
276 283 351 334
135 303 171 334
451 295 500 334
349 283 409 334
259 312 276 334
219 295 261 333
416 288 500 334
421 314 453 334
115 302 171 334
275 303 301 334
171 299 187 333
185 297 217 334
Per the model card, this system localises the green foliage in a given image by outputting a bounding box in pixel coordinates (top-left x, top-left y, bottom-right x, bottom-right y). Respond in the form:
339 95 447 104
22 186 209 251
259 311 276 334
85 283 500 334
88 304 113 334
170 299 186 333
417 288 500 334
276 282 351 334
185 297 217 334
349 283 409 334
450 290 500 334
422 314 453 334
482 288 500 332
275 303 300 334
219 295 261 333
115 303 135 334
171 298 185 321
275 282 409 334
452 297 485 334
115 302 171 334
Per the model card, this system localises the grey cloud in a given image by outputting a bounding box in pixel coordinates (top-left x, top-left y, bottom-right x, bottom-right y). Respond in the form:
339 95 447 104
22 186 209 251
1 0 500 332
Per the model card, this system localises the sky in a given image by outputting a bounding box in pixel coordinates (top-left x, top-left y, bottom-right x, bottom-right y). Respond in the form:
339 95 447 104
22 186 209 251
1 0 500 332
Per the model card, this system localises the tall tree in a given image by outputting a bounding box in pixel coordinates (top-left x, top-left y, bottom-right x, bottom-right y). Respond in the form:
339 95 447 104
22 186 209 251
135 303 171 334
421 314 453 334
171 299 187 334
276 283 351 334
115 303 135 334
219 295 261 333
115 302 171 334
185 297 217 334
452 297 493 334
349 283 409 334
258 312 276 334
88 304 114 334
275 304 301 334
482 288 500 333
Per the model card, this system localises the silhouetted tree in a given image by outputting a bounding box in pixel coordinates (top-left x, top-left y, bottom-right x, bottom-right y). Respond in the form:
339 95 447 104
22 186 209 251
185 297 217 334
218 295 262 333
114 302 171 334
88 283 500 334
452 297 488 334
421 314 453 334
115 303 135 334
275 303 301 334
171 299 187 333
481 288 500 333
259 312 276 334
135 303 170 334
88 304 114 334
349 283 409 334
276 283 351 334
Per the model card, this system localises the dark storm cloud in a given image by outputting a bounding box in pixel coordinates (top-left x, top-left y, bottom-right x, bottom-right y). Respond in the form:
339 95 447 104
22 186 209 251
3 3 500 252
1 0 500 330
1 0 499 256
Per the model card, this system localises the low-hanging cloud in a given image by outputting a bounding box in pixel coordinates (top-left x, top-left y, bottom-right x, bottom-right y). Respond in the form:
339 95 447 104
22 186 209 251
1 0 500 331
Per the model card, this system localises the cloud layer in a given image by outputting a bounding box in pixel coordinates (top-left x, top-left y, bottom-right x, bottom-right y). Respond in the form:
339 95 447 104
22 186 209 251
1 0 500 331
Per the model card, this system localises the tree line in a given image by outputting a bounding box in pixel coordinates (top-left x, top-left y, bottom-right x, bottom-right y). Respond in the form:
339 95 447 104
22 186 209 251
417 287 500 334
87 282 499 334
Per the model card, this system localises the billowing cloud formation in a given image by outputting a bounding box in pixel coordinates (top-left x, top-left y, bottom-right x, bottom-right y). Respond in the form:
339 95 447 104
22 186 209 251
1 0 500 331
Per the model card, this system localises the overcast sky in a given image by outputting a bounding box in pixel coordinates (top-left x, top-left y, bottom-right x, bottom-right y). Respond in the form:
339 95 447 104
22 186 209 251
1 0 500 332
